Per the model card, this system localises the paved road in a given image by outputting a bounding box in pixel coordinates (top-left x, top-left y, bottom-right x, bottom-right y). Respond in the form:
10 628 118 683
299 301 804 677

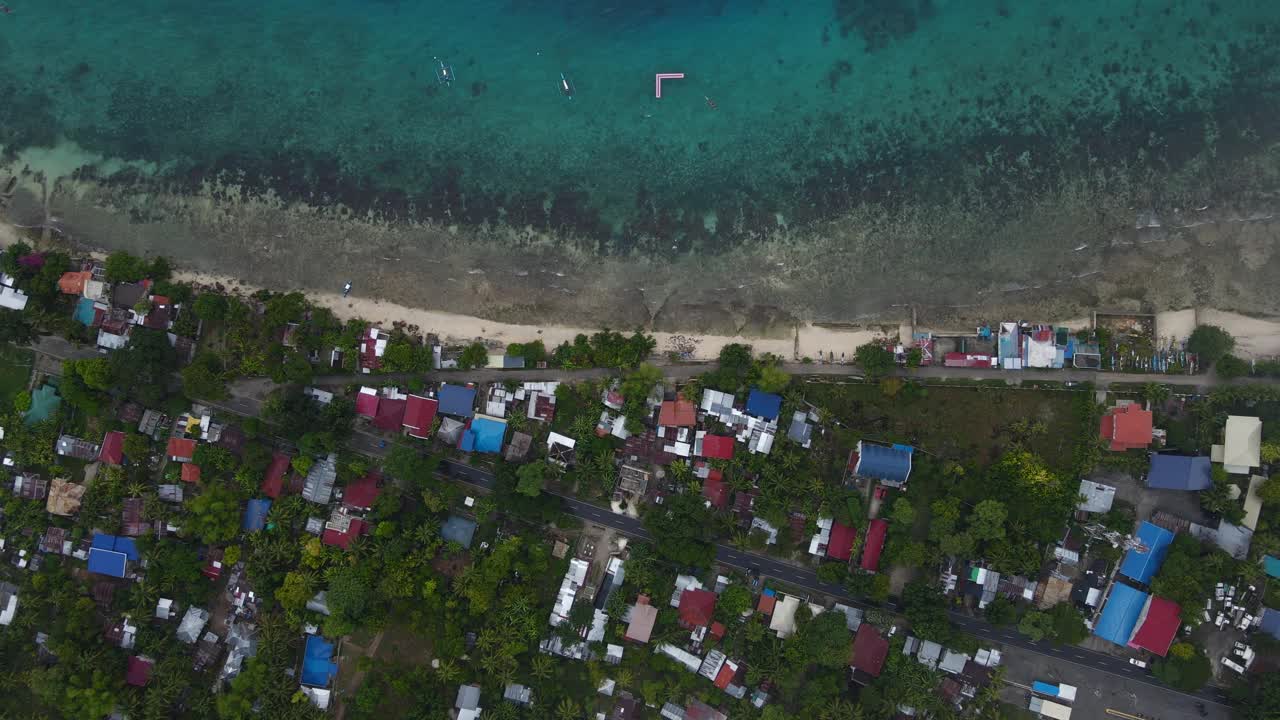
301 357 1266 392
433 461 1231 708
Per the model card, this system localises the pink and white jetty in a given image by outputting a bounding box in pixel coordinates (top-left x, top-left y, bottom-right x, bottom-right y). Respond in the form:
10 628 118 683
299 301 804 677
654 73 685 98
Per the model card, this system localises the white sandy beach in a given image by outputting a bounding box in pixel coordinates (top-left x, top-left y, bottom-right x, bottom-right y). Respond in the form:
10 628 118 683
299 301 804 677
169 269 885 362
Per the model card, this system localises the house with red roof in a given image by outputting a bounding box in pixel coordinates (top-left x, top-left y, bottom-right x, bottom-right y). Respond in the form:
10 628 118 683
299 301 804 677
58 270 92 295
757 590 777 616
358 326 387 373
355 387 380 417
1129 596 1181 656
125 656 154 687
403 395 439 439
702 469 729 510
261 452 292 499
826 522 859 562
850 624 889 679
713 659 740 690
658 398 696 428
860 519 888 572
678 588 717 629
372 398 407 431
700 435 734 461
99 431 125 466
166 438 196 462
322 513 368 550
181 464 202 483
1099 403 1153 452
342 473 382 511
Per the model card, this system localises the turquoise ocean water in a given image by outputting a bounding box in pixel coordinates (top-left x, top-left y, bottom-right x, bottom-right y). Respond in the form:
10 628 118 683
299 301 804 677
2 0 1279 253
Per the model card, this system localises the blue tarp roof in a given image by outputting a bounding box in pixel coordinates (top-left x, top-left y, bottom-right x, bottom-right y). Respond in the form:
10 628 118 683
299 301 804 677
1147 455 1213 490
87 534 138 578
301 635 339 687
87 548 127 578
1259 608 1280 640
438 384 476 418
1264 555 1280 580
745 389 782 420
243 498 272 532
459 430 476 452
1094 582 1148 646
470 417 506 454
441 514 477 549
856 443 913 485
73 296 97 326
1120 522 1175 584
91 533 140 561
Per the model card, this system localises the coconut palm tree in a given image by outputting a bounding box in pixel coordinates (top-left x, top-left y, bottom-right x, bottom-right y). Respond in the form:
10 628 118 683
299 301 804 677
615 668 634 689
487 705 518 720
555 698 582 720
435 658 461 684
530 655 554 681
1143 381 1171 406
819 699 861 720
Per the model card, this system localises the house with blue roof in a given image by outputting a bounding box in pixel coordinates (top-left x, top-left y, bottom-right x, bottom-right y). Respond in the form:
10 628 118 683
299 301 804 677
438 384 477 419
745 389 782 421
1260 608 1280 641
853 441 913 487
442 514 478 549
301 634 339 687
1119 521 1174 585
1147 455 1212 491
242 498 272 533
1093 582 1148 647
464 416 507 454
87 534 140 578
73 297 103 327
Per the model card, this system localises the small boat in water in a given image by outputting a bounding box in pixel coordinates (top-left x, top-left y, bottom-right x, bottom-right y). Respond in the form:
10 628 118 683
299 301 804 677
435 57 454 86
560 72 575 98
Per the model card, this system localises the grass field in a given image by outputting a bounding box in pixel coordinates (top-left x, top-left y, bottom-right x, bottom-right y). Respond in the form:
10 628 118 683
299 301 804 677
806 381 1081 473
0 343 34 413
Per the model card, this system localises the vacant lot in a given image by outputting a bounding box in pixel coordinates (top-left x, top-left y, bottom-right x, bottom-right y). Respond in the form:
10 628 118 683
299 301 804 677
0 343 34 412
806 381 1081 472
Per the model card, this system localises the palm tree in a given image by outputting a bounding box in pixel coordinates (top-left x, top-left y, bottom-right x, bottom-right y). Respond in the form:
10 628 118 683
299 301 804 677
819 699 860 720
530 655 554 681
555 698 582 720
435 658 461 684
615 668 634 689
1143 382 1171 406
487 705 518 720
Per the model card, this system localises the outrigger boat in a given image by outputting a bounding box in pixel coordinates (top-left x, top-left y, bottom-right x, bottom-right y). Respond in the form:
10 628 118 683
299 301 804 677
435 57 454 86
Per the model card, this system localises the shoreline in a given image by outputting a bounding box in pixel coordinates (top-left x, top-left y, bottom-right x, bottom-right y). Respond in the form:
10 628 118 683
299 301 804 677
6 222 1280 362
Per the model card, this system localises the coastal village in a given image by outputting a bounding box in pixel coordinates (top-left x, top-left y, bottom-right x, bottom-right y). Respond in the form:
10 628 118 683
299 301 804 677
0 246 1278 720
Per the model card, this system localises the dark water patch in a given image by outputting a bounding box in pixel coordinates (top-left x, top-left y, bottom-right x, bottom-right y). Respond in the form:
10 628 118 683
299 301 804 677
0 85 58 155
835 0 936 51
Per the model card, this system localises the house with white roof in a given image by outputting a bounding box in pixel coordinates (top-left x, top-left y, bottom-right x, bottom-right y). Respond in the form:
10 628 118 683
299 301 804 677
1215 416 1262 474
